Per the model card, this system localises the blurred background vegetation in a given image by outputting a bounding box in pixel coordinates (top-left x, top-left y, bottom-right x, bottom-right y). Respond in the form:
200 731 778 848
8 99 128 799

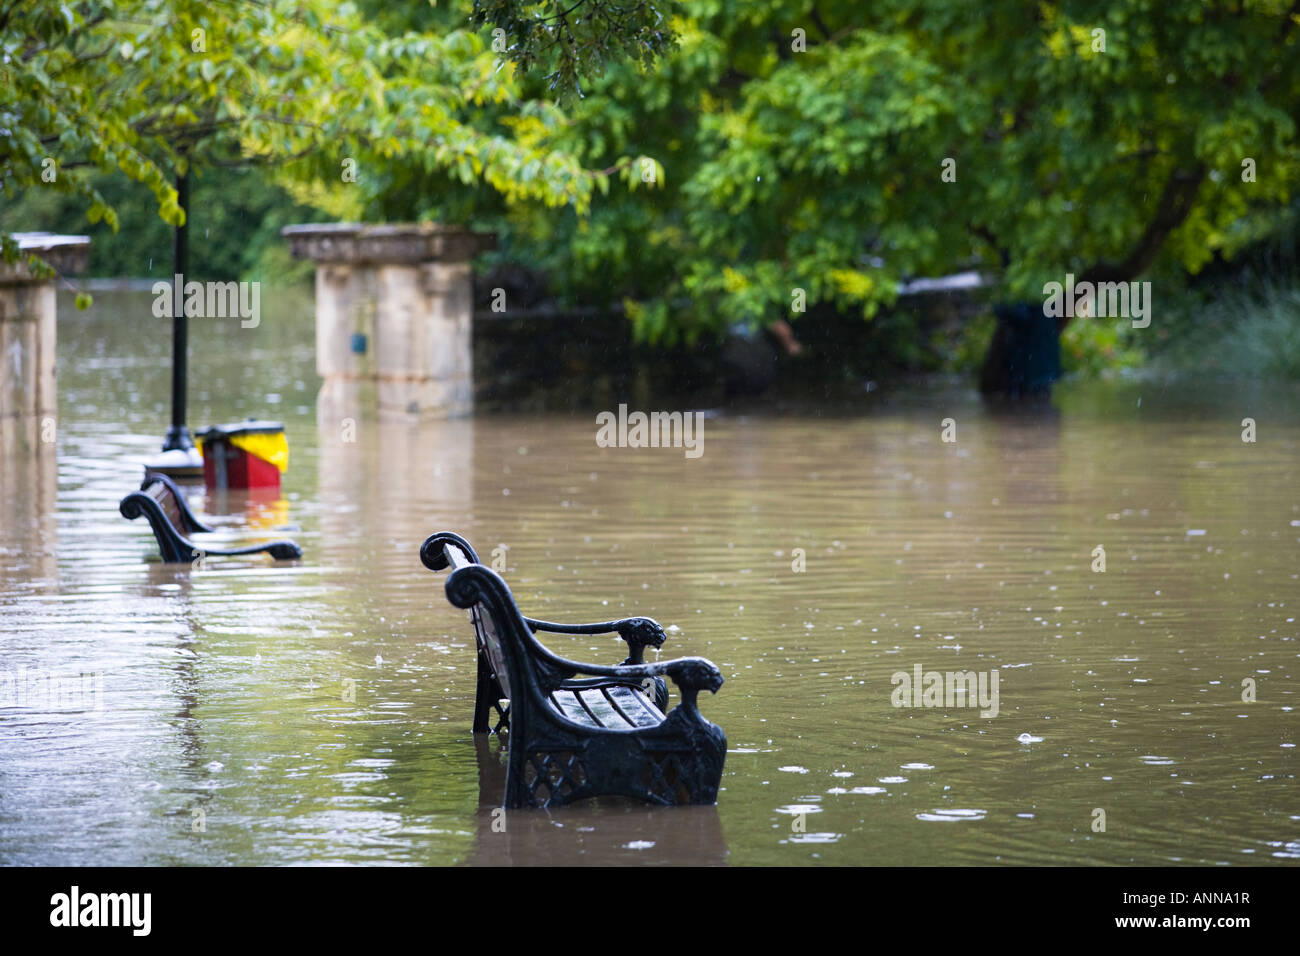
4 0 1299 387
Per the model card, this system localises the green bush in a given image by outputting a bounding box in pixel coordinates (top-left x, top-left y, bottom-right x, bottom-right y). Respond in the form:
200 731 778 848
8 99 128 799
1150 276 1300 379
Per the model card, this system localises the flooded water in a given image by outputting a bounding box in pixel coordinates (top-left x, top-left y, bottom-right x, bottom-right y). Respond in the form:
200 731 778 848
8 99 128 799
1 288 1297 865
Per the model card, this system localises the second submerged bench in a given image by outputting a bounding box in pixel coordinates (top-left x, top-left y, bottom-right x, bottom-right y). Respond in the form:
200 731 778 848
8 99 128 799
120 472 302 563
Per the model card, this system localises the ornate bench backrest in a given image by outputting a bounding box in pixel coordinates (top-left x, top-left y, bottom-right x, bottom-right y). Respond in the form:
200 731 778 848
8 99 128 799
146 480 187 534
427 534 517 703
141 472 212 535
467 575 512 701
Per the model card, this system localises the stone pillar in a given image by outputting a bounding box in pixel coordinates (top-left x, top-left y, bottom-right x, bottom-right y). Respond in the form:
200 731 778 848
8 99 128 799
1 234 87 571
282 223 488 421
1 233 89 451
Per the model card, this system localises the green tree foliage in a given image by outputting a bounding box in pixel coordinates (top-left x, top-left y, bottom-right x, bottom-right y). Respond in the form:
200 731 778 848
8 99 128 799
1 0 602 269
404 1 1300 345
471 0 677 96
0 166 317 281
8 0 1299 359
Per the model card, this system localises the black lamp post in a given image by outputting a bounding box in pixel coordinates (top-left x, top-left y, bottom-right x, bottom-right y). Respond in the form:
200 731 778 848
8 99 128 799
161 168 193 453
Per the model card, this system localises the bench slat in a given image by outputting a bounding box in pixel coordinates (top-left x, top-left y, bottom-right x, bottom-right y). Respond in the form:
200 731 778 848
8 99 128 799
577 688 634 729
550 690 600 727
606 685 665 728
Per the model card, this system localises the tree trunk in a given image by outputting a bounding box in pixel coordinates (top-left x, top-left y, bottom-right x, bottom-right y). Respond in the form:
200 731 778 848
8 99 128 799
980 163 1207 396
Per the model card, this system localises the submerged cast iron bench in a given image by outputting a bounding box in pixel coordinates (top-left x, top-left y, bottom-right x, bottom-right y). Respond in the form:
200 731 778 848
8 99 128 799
120 472 302 563
421 531 726 809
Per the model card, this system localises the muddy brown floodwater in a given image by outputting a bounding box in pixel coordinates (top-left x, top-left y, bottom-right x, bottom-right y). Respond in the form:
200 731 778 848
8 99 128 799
1 289 1297 865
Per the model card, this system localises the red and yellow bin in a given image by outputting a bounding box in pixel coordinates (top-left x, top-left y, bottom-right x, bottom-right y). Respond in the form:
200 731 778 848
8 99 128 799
196 420 289 490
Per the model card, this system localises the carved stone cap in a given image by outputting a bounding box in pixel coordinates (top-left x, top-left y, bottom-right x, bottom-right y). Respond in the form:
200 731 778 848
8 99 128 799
1 233 91 283
281 223 495 265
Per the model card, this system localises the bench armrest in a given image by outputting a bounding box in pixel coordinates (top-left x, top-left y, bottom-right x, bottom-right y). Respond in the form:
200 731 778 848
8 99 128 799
423 533 666 662
525 616 667 664
442 561 722 710
547 655 721 692
608 657 724 711
649 657 724 694
564 655 719 702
